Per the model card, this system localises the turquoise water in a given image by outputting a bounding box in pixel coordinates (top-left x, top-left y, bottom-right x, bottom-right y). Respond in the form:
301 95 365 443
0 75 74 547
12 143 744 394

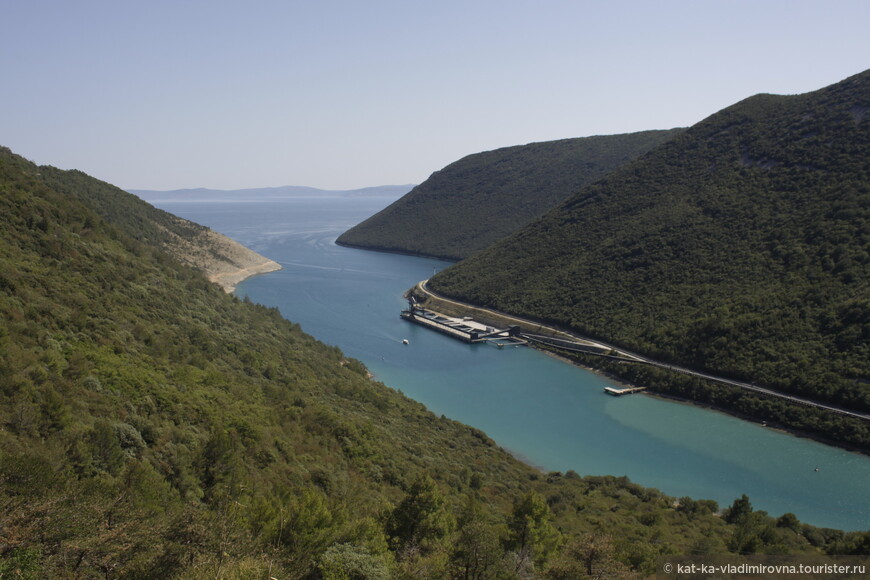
153 195 870 532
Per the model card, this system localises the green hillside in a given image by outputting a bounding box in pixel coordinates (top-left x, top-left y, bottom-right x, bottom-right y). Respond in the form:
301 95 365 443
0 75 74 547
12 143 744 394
1 146 866 579
336 130 681 261
429 71 870 448
35 165 282 292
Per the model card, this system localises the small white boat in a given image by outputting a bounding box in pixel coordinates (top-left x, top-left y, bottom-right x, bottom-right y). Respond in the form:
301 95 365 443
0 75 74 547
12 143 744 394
402 339 409 345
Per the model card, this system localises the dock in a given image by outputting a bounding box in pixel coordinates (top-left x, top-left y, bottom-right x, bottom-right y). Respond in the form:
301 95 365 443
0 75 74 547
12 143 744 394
401 299 526 346
604 386 647 396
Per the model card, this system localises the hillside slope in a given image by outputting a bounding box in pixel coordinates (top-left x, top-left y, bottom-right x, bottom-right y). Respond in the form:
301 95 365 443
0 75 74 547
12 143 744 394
6 146 850 577
37 166 281 292
3 146 867 577
429 71 870 445
337 130 681 260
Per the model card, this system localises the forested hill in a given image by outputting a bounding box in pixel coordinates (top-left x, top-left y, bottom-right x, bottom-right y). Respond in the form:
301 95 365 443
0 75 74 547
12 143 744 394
336 130 681 260
34 160 281 292
3 145 866 577
429 70 870 446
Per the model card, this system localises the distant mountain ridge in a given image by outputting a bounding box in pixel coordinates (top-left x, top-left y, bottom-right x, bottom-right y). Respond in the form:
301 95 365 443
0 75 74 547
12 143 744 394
337 129 682 260
131 184 414 203
428 70 870 447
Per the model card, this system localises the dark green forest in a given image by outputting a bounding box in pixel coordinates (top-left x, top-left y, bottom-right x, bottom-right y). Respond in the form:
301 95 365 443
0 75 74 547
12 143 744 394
337 130 681 261
2 144 867 579
429 70 870 449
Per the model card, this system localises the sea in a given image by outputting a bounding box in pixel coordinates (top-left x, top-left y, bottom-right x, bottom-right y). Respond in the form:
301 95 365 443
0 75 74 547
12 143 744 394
146 193 870 532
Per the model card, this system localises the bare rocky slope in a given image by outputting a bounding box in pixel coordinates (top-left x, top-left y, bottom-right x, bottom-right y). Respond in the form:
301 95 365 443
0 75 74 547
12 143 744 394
156 216 281 292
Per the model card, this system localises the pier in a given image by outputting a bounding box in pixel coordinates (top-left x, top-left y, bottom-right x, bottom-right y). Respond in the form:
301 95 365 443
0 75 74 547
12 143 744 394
604 386 647 396
401 298 526 346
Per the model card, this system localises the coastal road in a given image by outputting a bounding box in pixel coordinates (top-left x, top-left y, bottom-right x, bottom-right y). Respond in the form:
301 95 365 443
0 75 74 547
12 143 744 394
416 280 870 423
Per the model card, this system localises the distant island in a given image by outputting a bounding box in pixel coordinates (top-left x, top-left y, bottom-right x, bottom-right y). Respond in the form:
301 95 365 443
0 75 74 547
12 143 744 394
130 184 414 204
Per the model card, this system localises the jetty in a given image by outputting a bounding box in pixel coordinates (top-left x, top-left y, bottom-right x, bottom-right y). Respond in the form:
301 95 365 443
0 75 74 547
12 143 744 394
401 297 527 346
604 386 647 396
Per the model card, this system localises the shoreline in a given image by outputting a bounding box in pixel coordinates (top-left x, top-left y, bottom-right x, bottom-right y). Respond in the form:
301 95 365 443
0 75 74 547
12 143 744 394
412 281 870 458
165 221 283 293
158 215 283 294
209 258 282 293
335 239 462 263
537 341 870 458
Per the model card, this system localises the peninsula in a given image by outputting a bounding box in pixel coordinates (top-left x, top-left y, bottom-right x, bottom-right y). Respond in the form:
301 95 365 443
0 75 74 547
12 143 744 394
156 217 281 293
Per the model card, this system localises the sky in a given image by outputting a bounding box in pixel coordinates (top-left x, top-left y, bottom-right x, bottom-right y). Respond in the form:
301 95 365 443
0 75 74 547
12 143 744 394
2 0 868 191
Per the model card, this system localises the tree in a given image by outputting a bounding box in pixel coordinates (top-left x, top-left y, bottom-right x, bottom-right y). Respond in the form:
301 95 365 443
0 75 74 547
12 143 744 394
776 512 800 532
319 543 391 580
544 534 633 579
385 475 453 556
450 496 506 580
728 513 769 554
506 491 562 573
724 494 753 524
274 488 343 577
89 419 126 475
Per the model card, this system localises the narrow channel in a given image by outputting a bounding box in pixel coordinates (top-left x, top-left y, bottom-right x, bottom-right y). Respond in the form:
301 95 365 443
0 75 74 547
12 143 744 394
154 195 870 532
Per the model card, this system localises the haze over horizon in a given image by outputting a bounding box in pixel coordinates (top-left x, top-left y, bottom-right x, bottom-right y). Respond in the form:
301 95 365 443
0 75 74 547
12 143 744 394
3 0 869 191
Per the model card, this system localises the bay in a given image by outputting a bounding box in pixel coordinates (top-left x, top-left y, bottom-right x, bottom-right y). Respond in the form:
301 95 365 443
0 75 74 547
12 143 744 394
152 195 870 532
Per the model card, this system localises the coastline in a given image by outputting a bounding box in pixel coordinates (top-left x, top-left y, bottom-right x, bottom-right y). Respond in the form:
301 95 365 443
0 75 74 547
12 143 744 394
159 216 282 293
208 258 282 293
536 337 870 458
335 239 462 263
186 227 283 293
412 280 870 457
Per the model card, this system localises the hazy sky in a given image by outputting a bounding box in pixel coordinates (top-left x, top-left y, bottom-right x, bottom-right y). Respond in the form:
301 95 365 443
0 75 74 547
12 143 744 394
2 0 868 190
